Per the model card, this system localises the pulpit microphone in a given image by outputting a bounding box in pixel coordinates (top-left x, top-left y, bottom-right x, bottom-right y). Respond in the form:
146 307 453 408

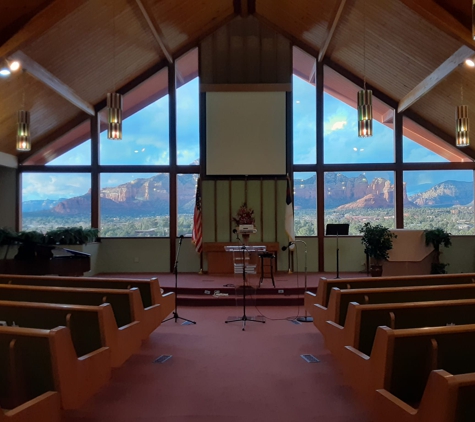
233 229 237 234
281 242 294 251
179 234 184 244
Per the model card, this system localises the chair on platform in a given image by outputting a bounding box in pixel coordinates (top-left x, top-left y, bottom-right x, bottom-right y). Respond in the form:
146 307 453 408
258 252 275 288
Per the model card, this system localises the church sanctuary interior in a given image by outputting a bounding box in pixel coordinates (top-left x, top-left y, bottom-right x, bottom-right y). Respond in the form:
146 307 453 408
2 0 475 421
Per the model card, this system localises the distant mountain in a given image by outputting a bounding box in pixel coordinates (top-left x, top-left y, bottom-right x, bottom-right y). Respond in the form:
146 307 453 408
22 198 67 213
25 174 198 217
408 180 473 207
22 174 474 217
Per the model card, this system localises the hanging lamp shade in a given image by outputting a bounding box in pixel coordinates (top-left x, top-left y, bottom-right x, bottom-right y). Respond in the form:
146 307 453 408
16 110 30 151
107 92 123 140
357 89 373 137
456 105 470 147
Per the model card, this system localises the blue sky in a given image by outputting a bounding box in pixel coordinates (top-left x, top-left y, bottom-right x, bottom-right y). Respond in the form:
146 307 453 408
22 75 472 201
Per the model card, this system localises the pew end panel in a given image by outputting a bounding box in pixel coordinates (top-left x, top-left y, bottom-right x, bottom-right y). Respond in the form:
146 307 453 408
324 302 362 361
159 292 174 322
47 326 111 409
304 291 318 318
0 391 61 422
373 370 474 422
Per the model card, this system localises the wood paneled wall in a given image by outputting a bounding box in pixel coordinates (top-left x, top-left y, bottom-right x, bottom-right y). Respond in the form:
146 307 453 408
200 16 291 84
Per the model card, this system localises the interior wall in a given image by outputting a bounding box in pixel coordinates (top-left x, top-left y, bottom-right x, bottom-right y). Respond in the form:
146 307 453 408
0 166 16 229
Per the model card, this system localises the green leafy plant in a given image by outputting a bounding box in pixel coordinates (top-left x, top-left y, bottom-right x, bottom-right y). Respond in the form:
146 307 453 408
359 222 396 263
45 227 99 245
0 228 16 246
425 228 451 274
424 228 452 252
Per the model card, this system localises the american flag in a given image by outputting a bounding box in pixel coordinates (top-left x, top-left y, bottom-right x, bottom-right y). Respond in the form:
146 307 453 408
191 177 202 253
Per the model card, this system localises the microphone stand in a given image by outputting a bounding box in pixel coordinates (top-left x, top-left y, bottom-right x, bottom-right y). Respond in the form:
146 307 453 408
283 240 313 323
164 236 196 324
225 230 265 331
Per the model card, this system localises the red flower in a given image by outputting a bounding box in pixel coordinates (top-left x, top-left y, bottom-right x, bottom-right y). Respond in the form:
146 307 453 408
232 203 255 226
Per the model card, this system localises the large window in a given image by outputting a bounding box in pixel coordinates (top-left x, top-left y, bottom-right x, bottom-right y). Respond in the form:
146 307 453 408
293 47 316 164
323 66 395 164
100 68 169 165
324 171 395 235
177 174 199 236
176 48 199 165
22 173 91 231
403 170 474 234
293 172 317 236
100 173 170 237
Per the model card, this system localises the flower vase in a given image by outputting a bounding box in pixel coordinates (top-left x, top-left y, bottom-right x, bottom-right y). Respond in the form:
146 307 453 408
242 234 250 244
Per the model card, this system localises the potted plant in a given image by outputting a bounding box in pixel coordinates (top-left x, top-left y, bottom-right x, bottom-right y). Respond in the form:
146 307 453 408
359 222 396 277
424 228 451 274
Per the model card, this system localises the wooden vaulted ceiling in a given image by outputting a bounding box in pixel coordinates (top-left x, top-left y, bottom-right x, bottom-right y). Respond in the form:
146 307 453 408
0 0 474 161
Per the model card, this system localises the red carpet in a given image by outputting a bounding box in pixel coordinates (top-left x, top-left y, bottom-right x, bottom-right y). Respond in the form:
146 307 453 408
62 306 370 422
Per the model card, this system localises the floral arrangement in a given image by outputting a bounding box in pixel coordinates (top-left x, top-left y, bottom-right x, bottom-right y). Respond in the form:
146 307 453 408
232 203 255 226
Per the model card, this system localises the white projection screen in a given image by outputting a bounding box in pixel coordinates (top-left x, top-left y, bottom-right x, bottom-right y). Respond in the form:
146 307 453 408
206 91 287 176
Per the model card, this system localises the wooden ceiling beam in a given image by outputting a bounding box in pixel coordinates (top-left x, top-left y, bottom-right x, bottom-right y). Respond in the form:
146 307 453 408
135 0 173 64
398 45 474 113
10 51 94 116
234 0 256 18
0 0 87 59
318 0 347 62
399 0 475 50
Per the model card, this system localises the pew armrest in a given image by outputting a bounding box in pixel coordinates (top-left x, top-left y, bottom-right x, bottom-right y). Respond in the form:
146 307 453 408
375 389 417 417
3 391 61 422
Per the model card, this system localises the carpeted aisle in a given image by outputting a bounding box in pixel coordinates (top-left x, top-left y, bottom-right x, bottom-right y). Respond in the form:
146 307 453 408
62 306 370 422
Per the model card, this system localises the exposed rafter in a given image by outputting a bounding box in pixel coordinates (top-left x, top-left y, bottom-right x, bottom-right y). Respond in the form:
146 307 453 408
318 0 347 62
10 51 95 116
135 0 173 64
233 0 256 18
398 45 474 113
399 0 475 50
0 0 87 58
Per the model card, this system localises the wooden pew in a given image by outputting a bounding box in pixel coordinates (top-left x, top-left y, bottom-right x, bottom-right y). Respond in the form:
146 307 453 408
373 370 475 422
0 300 140 367
0 326 110 410
305 273 475 316
0 392 60 422
313 283 475 338
325 299 475 365
0 274 173 336
0 284 145 343
340 324 475 412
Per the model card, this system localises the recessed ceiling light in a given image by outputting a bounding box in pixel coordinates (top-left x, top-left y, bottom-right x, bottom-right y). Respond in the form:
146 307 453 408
296 100 300 104
9 61 20 71
0 68 11 76
353 147 358 151
465 59 475 67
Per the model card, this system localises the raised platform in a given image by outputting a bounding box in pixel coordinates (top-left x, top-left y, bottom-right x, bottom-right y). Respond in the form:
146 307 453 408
96 271 366 306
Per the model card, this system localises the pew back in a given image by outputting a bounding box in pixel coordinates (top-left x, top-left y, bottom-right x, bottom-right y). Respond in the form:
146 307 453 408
0 274 162 308
348 299 475 356
0 301 110 357
381 325 475 406
0 327 56 409
332 284 475 327
318 274 475 308
0 284 140 328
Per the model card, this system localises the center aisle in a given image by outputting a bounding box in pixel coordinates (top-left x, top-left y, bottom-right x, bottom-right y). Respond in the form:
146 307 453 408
62 306 370 422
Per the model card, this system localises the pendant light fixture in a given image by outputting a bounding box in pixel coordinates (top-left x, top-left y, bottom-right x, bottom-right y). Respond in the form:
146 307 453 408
107 0 122 140
456 85 469 147
16 110 30 151
107 92 123 140
16 70 30 151
357 0 373 138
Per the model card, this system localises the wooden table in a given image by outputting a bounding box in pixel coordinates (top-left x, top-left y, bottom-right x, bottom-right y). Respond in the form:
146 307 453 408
203 242 279 274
